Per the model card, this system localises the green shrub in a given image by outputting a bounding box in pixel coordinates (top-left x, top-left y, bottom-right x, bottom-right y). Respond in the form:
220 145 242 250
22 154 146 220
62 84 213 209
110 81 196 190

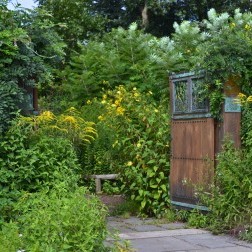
95 86 171 217
0 118 81 223
195 140 252 235
0 187 108 252
0 82 24 135
61 23 175 106
0 221 23 252
187 210 209 228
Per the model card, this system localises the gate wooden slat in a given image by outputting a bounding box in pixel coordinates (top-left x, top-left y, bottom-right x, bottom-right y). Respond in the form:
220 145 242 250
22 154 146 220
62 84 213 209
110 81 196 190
170 118 214 204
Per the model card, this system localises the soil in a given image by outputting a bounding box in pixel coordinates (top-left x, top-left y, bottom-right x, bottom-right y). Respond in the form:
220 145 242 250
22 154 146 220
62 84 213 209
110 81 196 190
98 194 125 211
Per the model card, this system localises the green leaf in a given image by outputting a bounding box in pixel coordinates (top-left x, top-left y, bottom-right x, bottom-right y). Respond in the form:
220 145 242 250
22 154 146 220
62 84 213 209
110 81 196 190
141 200 146 209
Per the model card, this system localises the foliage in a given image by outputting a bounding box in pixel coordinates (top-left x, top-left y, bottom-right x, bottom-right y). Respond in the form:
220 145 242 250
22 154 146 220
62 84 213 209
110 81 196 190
61 23 179 107
187 210 209 228
192 140 252 238
37 0 106 55
0 4 65 133
0 82 24 134
0 221 23 252
172 0 252 22
238 93 252 145
0 116 81 223
171 8 252 119
0 4 27 133
199 9 252 86
21 107 97 147
239 226 252 242
48 0 252 39
110 200 140 217
172 20 207 70
102 181 121 195
0 187 108 251
95 86 170 217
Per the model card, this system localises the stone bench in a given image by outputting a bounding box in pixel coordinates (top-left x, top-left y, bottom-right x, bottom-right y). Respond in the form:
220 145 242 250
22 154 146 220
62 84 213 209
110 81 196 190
86 174 119 193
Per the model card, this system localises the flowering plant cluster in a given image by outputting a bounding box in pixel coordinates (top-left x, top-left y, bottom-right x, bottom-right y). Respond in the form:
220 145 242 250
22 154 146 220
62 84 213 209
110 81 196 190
89 86 171 216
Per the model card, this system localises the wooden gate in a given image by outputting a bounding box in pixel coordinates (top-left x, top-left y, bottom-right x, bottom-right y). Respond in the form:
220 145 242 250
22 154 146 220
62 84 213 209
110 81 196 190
169 72 214 208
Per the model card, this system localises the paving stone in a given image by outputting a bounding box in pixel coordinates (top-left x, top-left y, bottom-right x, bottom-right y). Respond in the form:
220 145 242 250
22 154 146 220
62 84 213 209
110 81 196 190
191 247 252 252
122 217 147 225
178 233 241 249
117 229 209 240
106 217 252 252
157 222 187 230
132 224 167 232
230 239 252 249
129 236 204 252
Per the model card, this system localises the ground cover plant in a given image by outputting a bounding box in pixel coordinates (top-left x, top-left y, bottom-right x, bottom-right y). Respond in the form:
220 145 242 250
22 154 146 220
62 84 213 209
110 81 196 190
0 187 108 252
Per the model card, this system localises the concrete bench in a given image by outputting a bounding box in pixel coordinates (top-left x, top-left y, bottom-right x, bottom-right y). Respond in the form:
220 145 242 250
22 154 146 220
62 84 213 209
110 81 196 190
86 174 119 193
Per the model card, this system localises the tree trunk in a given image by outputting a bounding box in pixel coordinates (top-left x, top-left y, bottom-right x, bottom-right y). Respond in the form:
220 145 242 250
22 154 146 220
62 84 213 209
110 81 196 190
141 1 148 29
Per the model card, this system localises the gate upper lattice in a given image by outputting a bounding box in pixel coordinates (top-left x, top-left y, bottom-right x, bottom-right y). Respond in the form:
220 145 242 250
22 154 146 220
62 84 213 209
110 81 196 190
171 72 210 118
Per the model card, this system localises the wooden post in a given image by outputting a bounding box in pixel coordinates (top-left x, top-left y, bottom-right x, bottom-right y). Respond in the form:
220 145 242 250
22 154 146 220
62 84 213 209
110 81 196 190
223 78 241 148
95 178 101 193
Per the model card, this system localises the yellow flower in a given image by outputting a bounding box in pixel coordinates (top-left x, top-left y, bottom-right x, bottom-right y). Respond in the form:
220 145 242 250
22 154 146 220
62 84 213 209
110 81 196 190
101 100 106 104
133 87 137 91
154 109 159 113
116 106 125 115
127 161 133 166
136 142 141 148
247 96 252 102
86 100 91 104
37 111 55 122
114 100 120 106
245 24 251 30
98 115 104 121
230 22 236 28
236 93 247 104
238 93 246 99
62 116 77 124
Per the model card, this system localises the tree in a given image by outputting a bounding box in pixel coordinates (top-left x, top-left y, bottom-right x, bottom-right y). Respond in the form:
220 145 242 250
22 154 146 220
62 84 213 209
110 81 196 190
0 3 65 134
173 0 252 21
36 0 106 55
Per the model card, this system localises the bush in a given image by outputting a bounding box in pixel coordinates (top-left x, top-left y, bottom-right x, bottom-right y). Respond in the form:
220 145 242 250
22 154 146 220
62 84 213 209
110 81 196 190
61 23 175 107
94 86 171 217
0 118 81 223
79 101 118 175
0 187 108 252
193 140 252 238
0 221 23 252
0 82 24 135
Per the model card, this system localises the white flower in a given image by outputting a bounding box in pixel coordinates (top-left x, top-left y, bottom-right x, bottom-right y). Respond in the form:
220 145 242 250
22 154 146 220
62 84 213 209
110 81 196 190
129 22 137 31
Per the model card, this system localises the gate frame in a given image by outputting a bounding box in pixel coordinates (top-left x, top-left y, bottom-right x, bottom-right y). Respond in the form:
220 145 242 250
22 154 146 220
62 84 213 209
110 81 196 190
169 72 241 209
